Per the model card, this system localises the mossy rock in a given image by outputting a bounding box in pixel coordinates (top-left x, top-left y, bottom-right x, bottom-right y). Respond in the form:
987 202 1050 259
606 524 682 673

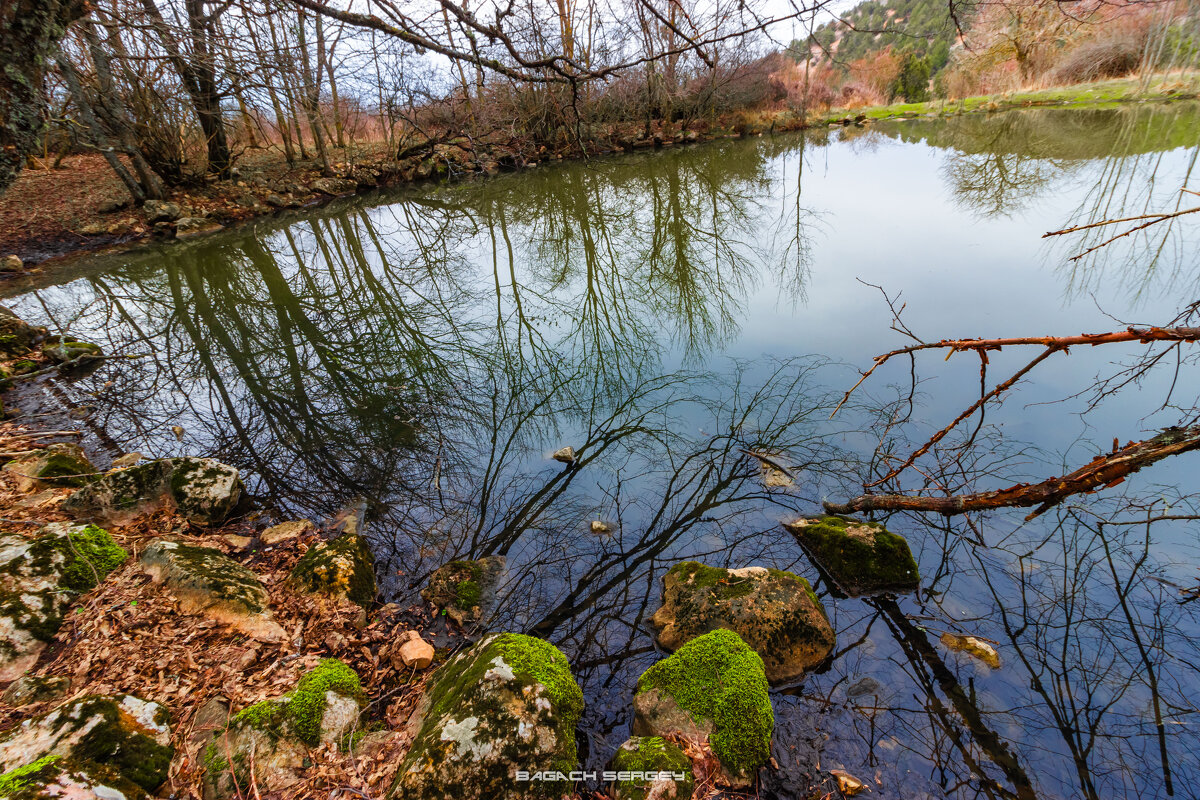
62 460 173 522
0 695 172 792
1 675 70 707
608 737 694 800
0 307 47 357
0 524 126 680
139 539 284 641
633 629 772 788
64 457 242 526
421 555 505 626
783 516 919 597
3 443 97 490
392 632 583 800
289 534 376 607
203 660 365 799
166 457 243 526
41 341 102 367
0 755 148 800
650 561 834 684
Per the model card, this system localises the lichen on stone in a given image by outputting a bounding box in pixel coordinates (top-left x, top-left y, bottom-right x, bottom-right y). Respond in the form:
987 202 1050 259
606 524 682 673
0 694 172 792
784 515 920 596
394 632 582 799
634 629 773 781
289 535 376 607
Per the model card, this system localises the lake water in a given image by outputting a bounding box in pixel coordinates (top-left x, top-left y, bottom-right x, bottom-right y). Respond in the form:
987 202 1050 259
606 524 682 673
6 103 1200 799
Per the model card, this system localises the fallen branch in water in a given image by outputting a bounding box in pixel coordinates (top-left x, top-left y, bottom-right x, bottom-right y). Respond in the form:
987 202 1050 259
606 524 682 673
1043 200 1200 262
832 325 1200 418
824 426 1200 519
831 326 1200 488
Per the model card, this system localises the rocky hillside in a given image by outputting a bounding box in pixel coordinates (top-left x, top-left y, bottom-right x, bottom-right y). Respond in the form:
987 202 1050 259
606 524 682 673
793 0 959 73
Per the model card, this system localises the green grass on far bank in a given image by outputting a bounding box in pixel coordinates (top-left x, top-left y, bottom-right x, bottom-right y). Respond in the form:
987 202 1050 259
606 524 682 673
810 73 1200 126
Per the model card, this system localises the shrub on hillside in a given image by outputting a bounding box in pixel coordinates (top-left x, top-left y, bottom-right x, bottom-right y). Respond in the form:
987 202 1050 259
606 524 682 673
1049 25 1148 84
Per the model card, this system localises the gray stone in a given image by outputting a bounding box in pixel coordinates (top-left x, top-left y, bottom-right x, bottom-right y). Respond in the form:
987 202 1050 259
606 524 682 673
139 539 284 641
142 200 182 223
3 443 97 490
64 457 242 526
310 177 357 195
421 555 505 627
1 674 70 706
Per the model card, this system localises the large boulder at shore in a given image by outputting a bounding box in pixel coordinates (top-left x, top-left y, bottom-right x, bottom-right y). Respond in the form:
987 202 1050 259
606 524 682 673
288 533 375 606
139 539 284 641
0 524 127 680
633 629 773 788
202 660 364 800
0 694 172 793
64 457 242 526
783 516 919 597
3 443 97 490
391 632 583 800
0 307 47 357
608 736 694 800
650 561 834 684
421 555 505 627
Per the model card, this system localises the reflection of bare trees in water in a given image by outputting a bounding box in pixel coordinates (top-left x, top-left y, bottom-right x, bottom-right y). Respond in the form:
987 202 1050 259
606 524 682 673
7 128 1200 798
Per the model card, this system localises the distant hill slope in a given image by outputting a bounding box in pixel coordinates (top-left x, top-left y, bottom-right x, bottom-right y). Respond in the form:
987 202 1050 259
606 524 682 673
792 0 962 73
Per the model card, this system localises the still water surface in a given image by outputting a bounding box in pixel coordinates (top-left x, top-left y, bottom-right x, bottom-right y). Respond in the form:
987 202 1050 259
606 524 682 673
6 103 1200 799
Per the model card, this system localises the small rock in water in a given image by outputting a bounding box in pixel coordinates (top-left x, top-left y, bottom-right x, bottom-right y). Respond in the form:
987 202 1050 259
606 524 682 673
590 520 611 534
552 445 576 464
831 769 866 796
846 676 881 699
940 632 1001 669
2 254 23 272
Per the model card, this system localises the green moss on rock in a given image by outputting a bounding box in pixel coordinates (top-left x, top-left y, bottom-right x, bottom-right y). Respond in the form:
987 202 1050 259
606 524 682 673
421 556 505 626
0 695 172 792
609 737 693 800
230 660 364 746
784 516 919 596
40 524 127 592
3 444 96 489
394 632 582 799
651 561 835 684
289 535 376 607
635 629 773 780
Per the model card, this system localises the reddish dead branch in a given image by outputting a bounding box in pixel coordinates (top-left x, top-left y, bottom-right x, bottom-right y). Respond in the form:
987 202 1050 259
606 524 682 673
824 426 1200 519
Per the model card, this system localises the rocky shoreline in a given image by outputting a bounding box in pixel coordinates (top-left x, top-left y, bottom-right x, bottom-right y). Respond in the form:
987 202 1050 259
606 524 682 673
0 304 936 800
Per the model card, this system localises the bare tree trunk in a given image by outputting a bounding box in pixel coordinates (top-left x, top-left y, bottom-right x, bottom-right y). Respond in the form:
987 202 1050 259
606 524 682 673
138 0 232 177
0 0 88 192
55 54 146 202
80 19 165 198
296 7 331 175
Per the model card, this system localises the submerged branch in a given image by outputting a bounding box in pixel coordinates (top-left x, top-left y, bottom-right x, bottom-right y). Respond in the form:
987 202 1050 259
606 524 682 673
825 426 1200 519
